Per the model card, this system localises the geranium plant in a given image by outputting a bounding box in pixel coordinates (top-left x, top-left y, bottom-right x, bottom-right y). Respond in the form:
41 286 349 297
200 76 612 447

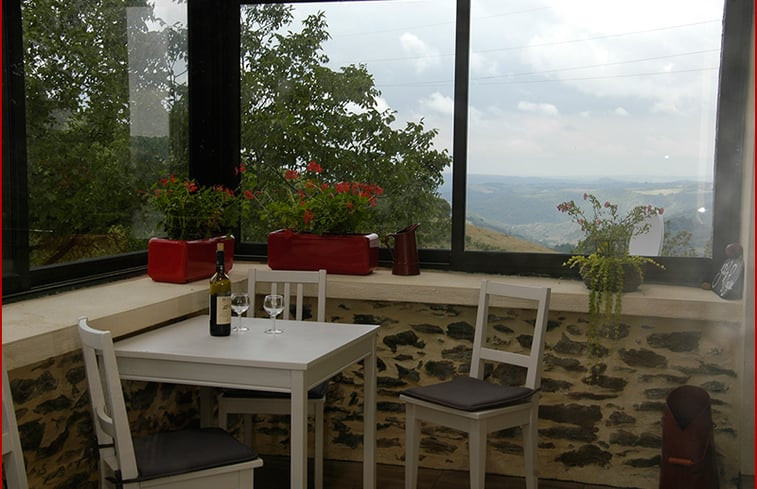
557 193 664 361
142 172 253 241
246 160 384 235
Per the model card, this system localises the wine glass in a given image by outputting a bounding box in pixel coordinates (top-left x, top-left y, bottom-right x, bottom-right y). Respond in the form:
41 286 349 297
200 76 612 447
263 294 285 334
231 292 250 333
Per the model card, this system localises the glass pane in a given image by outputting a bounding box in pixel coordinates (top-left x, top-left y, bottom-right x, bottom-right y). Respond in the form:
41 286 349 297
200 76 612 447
239 2 454 248
22 0 188 266
466 0 723 257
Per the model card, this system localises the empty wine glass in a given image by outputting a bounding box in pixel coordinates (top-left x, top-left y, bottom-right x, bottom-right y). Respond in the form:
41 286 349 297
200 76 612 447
231 292 250 333
263 294 285 334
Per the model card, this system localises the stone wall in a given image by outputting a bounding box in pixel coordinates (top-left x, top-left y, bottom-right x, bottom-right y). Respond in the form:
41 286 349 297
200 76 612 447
6 298 742 488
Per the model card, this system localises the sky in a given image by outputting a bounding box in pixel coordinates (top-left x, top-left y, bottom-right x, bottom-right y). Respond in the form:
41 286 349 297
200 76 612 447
285 0 724 180
151 0 725 180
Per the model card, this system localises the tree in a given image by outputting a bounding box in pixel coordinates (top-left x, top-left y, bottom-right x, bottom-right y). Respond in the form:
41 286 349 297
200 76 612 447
22 1 450 266
238 5 452 244
22 0 187 264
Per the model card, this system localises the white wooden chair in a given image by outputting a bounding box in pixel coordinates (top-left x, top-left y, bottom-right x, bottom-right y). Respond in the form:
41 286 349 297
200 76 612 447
400 281 551 489
78 317 263 489
217 268 328 489
3 356 29 489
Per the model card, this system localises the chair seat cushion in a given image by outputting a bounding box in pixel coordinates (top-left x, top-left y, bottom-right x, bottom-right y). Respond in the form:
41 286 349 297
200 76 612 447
402 376 535 412
132 427 259 481
222 381 328 400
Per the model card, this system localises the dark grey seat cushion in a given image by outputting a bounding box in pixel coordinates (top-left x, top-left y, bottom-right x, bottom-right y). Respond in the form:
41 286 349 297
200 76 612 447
222 380 328 400
402 376 535 412
130 427 259 482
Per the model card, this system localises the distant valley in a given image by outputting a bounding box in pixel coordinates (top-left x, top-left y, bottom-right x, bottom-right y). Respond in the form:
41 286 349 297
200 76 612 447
438 175 713 255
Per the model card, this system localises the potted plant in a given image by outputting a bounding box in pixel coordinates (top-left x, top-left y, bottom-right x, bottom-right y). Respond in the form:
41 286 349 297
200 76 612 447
244 160 384 275
557 193 664 357
141 172 253 283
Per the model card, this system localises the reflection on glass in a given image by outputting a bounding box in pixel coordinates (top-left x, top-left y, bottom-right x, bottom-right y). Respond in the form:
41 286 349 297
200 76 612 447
21 0 188 266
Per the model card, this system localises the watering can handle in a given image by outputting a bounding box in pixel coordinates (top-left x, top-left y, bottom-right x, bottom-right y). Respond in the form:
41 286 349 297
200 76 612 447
382 223 420 258
383 233 396 258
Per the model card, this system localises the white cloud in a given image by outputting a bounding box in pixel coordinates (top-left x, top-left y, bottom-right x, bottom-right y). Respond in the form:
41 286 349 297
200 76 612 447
344 96 391 116
374 96 391 114
517 101 559 116
613 107 629 116
470 52 499 78
509 0 723 113
399 32 441 73
420 92 454 115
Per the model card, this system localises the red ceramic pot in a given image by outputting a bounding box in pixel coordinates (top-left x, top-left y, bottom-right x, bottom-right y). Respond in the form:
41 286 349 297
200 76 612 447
147 235 235 283
267 229 378 275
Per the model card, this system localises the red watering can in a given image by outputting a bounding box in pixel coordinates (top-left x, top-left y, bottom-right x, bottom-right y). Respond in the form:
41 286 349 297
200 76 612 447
384 223 420 275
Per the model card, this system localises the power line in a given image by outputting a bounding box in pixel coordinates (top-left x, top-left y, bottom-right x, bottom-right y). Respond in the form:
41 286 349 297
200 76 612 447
331 19 720 64
325 6 552 38
476 19 720 54
353 49 720 88
477 49 721 81
475 66 719 86
379 66 718 89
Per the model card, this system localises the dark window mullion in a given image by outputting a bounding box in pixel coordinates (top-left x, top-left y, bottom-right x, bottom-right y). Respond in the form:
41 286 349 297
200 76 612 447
2 0 31 294
450 0 471 268
188 0 241 190
711 0 752 269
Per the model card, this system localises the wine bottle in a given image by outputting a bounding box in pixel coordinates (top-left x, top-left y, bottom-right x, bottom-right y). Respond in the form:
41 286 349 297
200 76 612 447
209 243 232 336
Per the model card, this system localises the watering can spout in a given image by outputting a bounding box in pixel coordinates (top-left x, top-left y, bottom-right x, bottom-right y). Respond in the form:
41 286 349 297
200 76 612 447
386 223 420 275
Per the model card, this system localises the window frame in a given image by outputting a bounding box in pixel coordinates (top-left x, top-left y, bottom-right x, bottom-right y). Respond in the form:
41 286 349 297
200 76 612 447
2 0 752 299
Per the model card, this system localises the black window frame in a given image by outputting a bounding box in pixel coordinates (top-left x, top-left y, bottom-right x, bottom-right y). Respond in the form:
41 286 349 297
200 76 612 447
3 0 752 300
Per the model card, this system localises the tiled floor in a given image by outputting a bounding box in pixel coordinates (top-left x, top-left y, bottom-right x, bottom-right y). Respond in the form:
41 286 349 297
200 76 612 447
254 455 624 489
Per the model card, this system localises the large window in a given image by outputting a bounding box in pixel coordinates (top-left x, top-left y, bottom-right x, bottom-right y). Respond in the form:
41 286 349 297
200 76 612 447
465 0 723 257
2 0 751 297
237 2 455 248
3 0 188 295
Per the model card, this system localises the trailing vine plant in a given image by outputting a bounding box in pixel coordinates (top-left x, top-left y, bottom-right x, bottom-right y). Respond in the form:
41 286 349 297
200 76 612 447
558 194 665 378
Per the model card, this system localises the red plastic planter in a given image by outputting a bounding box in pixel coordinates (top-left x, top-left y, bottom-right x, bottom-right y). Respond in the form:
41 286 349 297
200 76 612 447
267 229 378 275
147 236 235 283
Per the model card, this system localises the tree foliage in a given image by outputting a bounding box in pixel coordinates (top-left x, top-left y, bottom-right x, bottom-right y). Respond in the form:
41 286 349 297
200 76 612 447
22 1 450 266
238 5 451 243
22 0 187 264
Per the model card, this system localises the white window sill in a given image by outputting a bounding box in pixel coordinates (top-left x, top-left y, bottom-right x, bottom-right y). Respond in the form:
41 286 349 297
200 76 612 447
1 262 742 370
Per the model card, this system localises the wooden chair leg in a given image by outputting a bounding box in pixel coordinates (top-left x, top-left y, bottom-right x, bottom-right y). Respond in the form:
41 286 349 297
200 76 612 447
242 414 254 447
200 387 214 428
405 405 421 489
523 411 539 489
217 397 229 430
469 424 487 489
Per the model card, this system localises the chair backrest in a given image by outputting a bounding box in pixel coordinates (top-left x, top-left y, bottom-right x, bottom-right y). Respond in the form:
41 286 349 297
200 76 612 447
629 212 665 256
249 269 327 322
470 281 551 391
78 317 140 482
3 356 29 489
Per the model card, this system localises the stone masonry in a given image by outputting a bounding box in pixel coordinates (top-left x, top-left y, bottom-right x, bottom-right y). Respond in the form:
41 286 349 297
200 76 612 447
6 297 742 488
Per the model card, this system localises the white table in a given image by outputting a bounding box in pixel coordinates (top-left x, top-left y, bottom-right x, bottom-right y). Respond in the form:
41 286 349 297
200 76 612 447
113 315 379 489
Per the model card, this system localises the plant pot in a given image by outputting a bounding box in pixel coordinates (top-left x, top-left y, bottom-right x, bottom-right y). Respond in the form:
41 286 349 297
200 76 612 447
267 229 378 275
581 262 642 292
148 235 234 283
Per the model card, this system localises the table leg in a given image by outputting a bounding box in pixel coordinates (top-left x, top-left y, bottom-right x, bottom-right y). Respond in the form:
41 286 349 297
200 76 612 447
363 337 377 489
199 387 214 428
291 371 307 489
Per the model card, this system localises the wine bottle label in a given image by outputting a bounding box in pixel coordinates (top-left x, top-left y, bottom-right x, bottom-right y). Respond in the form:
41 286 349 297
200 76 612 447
216 296 232 324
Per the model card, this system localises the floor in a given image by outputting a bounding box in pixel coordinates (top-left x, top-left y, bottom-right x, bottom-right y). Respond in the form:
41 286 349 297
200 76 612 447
254 455 625 489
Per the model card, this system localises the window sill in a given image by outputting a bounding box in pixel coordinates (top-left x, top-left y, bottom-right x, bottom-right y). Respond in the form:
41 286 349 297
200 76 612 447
1 262 741 370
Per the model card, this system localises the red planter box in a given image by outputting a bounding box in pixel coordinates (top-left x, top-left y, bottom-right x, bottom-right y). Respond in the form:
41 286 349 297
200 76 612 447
148 236 235 283
267 229 378 275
